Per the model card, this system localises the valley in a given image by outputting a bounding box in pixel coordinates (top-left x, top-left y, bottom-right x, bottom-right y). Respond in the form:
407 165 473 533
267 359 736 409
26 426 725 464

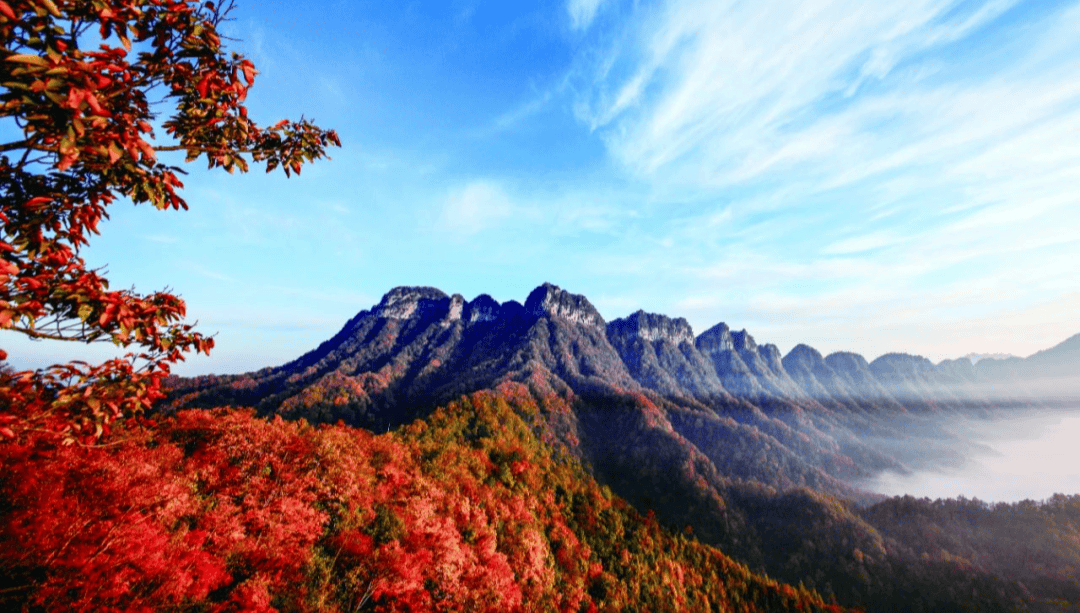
863 409 1080 502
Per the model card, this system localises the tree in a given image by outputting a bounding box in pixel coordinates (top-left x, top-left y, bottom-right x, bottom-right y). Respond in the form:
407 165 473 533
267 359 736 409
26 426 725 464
0 0 339 442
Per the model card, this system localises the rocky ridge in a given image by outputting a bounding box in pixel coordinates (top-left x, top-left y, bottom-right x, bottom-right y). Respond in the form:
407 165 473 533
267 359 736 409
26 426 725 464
168 282 1076 452
161 283 1080 613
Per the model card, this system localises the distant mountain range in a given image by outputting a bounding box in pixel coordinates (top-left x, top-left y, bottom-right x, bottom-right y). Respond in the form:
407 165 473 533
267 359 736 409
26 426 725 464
962 352 1017 364
170 283 1078 409
165 283 1080 612
167 282 1079 507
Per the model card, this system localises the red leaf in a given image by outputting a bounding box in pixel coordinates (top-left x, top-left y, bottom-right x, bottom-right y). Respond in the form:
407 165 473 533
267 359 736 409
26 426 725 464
84 92 110 117
0 0 336 444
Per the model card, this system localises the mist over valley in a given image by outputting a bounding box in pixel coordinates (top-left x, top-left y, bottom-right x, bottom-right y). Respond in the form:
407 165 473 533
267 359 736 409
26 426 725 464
858 409 1080 502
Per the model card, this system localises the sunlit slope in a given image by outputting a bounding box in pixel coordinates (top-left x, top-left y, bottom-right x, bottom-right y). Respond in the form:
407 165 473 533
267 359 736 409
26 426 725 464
0 386 850 613
162 283 1080 612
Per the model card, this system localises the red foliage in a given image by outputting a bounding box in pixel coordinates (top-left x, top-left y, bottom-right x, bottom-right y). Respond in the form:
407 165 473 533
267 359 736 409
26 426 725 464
0 0 339 442
0 427 230 610
0 390 851 612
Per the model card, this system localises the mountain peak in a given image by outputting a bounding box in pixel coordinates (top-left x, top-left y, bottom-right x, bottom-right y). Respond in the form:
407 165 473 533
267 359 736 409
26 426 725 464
607 310 695 345
696 322 735 354
1026 332 1080 360
524 282 604 328
731 329 757 352
870 352 936 373
961 352 1017 365
823 352 873 377
376 286 450 319
463 294 501 323
786 343 825 364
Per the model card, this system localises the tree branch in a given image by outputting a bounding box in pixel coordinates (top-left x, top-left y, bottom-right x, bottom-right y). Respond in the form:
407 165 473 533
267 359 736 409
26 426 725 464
153 144 256 153
9 325 106 343
0 140 33 153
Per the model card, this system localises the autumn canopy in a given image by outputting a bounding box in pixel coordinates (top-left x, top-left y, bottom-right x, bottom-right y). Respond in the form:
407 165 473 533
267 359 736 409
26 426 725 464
0 0 339 441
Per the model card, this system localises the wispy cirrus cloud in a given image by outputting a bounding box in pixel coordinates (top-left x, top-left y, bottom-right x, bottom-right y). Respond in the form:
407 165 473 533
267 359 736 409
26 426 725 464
567 0 611 30
573 0 1034 182
568 0 1080 221
552 0 1080 359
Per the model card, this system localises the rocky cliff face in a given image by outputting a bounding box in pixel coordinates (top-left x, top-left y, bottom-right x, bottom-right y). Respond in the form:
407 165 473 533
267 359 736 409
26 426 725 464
608 310 696 345
695 323 762 398
869 353 951 411
783 344 850 409
463 294 500 323
823 352 907 412
606 311 726 397
525 282 605 328
375 286 451 319
696 322 736 354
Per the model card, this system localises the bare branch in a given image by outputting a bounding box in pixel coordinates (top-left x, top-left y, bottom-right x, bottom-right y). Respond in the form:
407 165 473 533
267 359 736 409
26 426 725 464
9 325 106 344
0 140 43 154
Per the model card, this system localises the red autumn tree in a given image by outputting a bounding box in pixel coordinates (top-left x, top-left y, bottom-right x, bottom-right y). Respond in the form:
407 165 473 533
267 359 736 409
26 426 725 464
0 0 339 441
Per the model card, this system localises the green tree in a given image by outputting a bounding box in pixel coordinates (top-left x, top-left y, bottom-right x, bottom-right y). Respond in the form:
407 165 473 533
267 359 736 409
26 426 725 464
0 0 339 441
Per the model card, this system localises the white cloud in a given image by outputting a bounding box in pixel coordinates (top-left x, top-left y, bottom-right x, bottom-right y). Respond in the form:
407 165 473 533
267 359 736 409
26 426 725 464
440 181 514 235
823 231 906 254
568 0 610 30
555 0 1080 359
488 89 555 133
571 0 1055 189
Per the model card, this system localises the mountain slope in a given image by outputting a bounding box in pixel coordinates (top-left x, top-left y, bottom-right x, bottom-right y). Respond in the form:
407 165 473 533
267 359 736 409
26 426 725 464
1 387 856 613
164 283 1079 612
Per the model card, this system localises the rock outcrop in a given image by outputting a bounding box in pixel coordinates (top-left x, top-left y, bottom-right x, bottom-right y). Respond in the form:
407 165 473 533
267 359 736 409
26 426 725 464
525 282 605 328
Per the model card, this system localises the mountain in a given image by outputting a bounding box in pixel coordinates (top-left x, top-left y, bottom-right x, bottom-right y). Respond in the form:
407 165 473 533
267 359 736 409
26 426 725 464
168 283 1071 485
167 284 893 498
963 352 1017 364
165 283 1080 612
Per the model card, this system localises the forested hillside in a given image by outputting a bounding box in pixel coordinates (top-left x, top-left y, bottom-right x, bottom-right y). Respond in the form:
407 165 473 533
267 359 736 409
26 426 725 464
0 383 849 612
160 284 1080 612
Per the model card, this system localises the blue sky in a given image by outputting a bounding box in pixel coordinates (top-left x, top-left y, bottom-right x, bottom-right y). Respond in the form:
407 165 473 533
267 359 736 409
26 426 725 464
7 0 1080 375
